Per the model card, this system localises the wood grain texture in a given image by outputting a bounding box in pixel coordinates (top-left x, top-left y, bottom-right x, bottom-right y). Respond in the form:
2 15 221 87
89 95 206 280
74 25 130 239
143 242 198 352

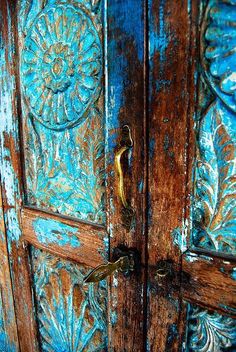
106 0 147 350
22 207 107 268
182 251 236 317
0 185 19 351
0 1 39 351
147 1 196 351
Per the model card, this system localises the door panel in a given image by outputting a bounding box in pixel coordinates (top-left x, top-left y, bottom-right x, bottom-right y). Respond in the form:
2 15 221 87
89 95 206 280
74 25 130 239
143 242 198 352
146 1 196 350
106 1 146 350
147 1 236 351
191 0 236 255
1 1 236 351
29 247 108 351
0 0 146 351
183 0 236 350
18 0 105 224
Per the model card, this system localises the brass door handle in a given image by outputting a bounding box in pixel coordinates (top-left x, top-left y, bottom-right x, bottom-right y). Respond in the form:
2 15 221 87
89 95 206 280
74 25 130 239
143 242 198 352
115 125 133 209
115 145 130 208
83 247 138 283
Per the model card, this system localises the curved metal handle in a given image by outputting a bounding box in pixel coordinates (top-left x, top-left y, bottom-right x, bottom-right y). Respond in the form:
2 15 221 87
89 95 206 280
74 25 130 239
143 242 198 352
115 145 130 208
83 256 131 283
115 125 133 209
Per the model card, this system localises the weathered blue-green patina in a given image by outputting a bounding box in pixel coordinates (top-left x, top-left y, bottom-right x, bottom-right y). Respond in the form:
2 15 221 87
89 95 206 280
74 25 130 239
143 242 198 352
192 0 236 255
19 0 105 224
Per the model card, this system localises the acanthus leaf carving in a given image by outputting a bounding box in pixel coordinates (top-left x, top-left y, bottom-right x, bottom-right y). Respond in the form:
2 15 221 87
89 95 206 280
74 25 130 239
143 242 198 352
30 248 108 352
192 0 236 254
186 305 236 352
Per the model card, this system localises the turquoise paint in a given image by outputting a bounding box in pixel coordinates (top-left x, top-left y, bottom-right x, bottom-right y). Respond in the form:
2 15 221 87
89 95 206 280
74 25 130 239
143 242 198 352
231 268 236 281
149 0 169 63
186 304 236 351
138 179 144 193
31 248 108 351
19 0 106 224
204 0 236 113
0 291 17 352
192 0 236 255
219 304 236 315
21 3 102 130
171 226 187 254
33 217 81 248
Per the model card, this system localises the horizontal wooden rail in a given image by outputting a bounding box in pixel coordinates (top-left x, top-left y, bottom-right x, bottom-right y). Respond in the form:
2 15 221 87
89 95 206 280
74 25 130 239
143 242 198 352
21 207 108 268
182 251 236 316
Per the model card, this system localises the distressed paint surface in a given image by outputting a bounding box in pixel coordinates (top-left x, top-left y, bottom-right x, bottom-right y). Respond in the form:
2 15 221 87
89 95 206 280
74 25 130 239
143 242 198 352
105 0 146 349
192 0 236 254
185 304 236 351
18 0 105 224
30 248 108 351
33 217 81 248
0 1 39 350
0 187 19 351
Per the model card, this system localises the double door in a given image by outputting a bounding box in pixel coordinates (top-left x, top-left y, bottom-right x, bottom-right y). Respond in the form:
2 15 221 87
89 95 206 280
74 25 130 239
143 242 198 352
0 0 235 351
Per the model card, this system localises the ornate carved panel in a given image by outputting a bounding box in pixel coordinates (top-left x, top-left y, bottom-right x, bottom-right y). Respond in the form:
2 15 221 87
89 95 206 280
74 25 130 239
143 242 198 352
30 247 108 351
192 0 236 254
18 0 105 223
186 304 236 351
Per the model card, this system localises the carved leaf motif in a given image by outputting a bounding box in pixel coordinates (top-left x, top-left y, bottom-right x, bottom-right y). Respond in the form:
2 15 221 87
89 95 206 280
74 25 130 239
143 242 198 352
30 248 107 352
193 100 236 253
186 305 236 352
25 107 105 223
90 0 101 12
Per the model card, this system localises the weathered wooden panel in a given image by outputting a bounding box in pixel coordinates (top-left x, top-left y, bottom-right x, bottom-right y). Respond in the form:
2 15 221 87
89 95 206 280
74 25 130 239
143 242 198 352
18 0 105 224
192 0 236 255
30 247 108 351
106 0 146 349
22 207 107 267
147 1 197 350
0 186 19 351
185 304 236 351
0 1 39 350
182 251 236 316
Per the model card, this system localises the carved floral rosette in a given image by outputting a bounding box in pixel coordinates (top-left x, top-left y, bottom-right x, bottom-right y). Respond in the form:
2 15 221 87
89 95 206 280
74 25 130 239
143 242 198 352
21 2 102 130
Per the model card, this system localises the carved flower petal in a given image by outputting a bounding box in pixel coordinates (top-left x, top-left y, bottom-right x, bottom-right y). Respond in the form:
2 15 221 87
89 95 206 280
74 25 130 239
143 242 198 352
221 72 236 93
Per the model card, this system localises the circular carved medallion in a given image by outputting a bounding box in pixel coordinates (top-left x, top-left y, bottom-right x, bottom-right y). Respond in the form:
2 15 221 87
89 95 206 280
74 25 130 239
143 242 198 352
21 3 102 130
201 0 236 113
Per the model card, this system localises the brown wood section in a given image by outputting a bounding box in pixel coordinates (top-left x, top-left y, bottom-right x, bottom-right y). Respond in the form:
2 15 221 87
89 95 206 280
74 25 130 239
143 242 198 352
106 1 147 350
147 1 197 351
0 1 39 351
22 207 106 267
182 251 236 317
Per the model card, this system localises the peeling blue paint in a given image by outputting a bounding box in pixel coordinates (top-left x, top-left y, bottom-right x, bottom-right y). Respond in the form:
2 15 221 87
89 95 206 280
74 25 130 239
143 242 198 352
0 294 17 352
171 226 187 254
5 209 21 243
149 138 155 160
149 0 169 63
33 218 81 248
231 268 236 281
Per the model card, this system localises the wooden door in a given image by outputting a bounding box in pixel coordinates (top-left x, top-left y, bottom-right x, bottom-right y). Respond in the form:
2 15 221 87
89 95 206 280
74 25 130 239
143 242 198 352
0 0 146 351
0 1 236 352
147 0 236 351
